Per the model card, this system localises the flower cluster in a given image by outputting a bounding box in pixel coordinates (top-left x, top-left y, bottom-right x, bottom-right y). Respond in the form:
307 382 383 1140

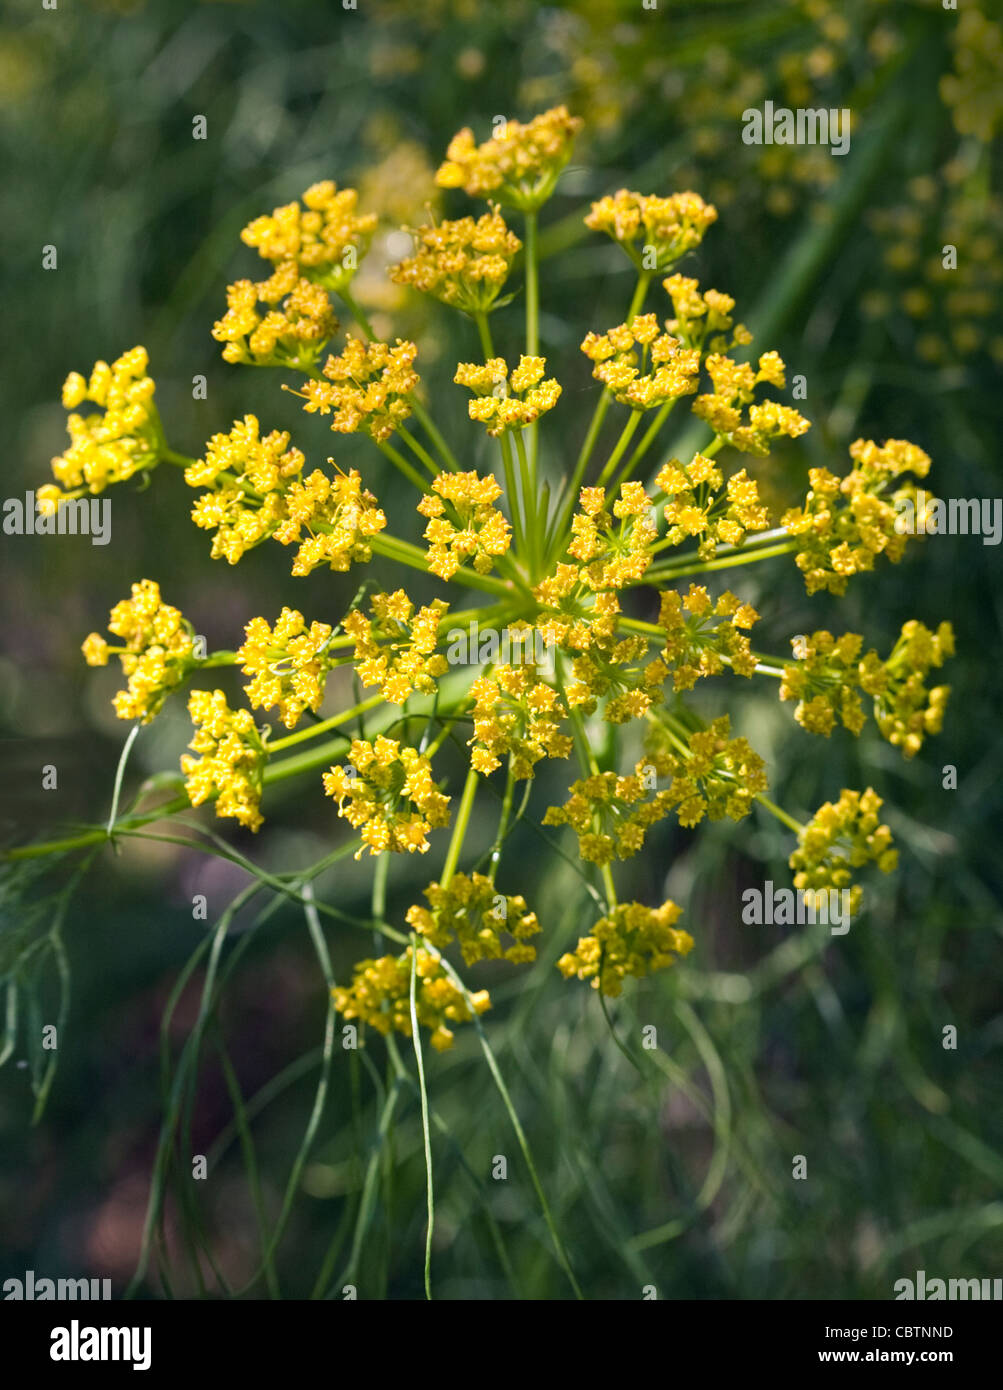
658 585 759 690
294 336 419 442
454 355 561 435
789 787 898 916
468 663 572 778
237 608 335 729
644 715 769 828
655 455 770 556
436 105 582 209
212 270 337 368
662 274 752 353
323 737 451 857
343 590 449 705
333 947 491 1053
580 314 700 410
567 482 656 589
585 191 718 272
781 438 932 595
543 764 674 865
557 900 692 997
389 208 521 314
406 873 541 966
81 579 198 723
780 621 953 757
46 347 159 503
240 181 378 293
417 471 512 579
692 352 810 455
181 690 268 832
187 416 386 573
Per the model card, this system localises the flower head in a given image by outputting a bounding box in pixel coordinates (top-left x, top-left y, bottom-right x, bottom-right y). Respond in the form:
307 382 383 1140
83 579 198 723
343 590 449 705
782 438 932 595
406 873 540 966
293 337 419 442
417 470 512 579
789 787 898 916
390 208 521 314
580 315 700 409
240 181 377 293
323 737 451 857
50 347 158 498
557 900 692 996
586 190 718 271
212 273 337 368
436 106 582 210
181 690 268 831
454 355 561 435
238 608 335 729
334 947 490 1052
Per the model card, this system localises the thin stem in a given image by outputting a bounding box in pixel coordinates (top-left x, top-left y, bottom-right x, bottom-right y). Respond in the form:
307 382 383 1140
408 934 435 1301
596 410 643 488
524 210 540 469
756 793 806 836
513 429 538 578
441 766 479 889
267 693 386 754
375 439 431 493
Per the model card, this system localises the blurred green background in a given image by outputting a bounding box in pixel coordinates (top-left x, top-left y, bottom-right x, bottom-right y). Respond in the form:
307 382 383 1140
1 0 1001 1300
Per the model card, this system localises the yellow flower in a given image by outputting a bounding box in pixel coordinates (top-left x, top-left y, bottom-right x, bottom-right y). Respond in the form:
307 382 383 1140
49 346 158 498
789 787 898 916
468 662 572 778
85 579 198 723
212 273 337 368
454 355 561 435
586 190 718 271
390 207 521 314
334 947 490 1052
293 336 418 442
658 585 759 690
643 715 768 828
323 737 451 857
406 873 540 966
417 470 512 579
240 181 377 293
436 106 582 210
238 608 334 729
580 315 700 409
692 352 810 455
343 591 449 705
557 900 692 996
181 690 268 832
662 274 752 352
782 438 932 595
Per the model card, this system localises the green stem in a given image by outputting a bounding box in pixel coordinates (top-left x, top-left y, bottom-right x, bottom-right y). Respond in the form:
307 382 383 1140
596 410 643 488
524 210 540 469
441 766 479 889
375 440 431 493
640 539 797 586
267 693 386 754
408 935 435 1301
513 429 538 578
756 793 806 836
